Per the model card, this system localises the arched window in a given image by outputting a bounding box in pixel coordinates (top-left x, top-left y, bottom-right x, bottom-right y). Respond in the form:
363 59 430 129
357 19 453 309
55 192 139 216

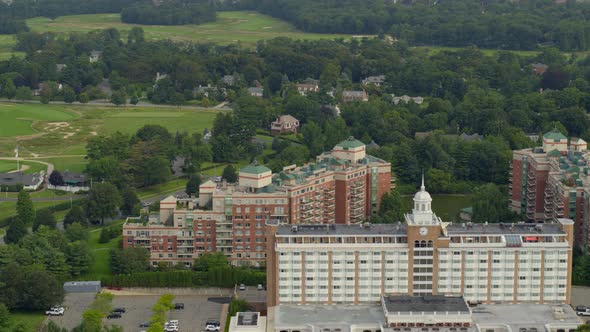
414 240 420 248
420 240 427 248
427 240 433 247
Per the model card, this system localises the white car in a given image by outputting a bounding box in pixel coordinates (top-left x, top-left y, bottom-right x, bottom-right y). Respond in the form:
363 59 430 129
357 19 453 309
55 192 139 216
257 284 264 291
165 321 179 332
239 284 246 291
45 307 64 316
205 320 220 331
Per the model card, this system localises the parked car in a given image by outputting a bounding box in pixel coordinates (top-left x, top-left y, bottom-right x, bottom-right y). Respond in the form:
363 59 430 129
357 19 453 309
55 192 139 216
257 284 264 290
174 303 184 310
165 320 179 332
107 312 122 319
576 305 590 316
239 284 246 291
45 307 64 316
205 320 220 331
113 307 126 313
139 322 150 328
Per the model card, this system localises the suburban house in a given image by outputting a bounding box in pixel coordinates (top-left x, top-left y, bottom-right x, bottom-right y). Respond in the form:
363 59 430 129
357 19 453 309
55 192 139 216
531 63 548 75
270 115 300 135
362 75 386 86
248 87 264 97
392 94 424 105
341 90 369 103
0 172 44 191
295 79 320 95
193 84 222 98
89 51 103 63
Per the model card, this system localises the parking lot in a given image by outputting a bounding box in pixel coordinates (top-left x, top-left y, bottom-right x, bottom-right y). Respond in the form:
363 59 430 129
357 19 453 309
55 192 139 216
48 293 229 332
571 286 590 323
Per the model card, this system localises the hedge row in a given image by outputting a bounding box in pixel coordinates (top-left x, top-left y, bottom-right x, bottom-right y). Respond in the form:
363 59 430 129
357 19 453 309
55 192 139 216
101 268 266 288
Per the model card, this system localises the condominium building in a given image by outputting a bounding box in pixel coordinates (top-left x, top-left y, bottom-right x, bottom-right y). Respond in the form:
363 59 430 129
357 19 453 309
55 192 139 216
265 179 574 306
510 129 590 250
122 137 392 267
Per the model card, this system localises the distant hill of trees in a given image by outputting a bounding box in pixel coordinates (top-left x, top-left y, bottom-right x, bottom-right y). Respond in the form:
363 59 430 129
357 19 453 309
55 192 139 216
231 0 590 51
121 1 216 25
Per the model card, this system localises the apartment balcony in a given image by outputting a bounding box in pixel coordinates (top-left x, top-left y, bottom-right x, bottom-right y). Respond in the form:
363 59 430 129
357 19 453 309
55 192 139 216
545 190 554 198
177 242 194 248
325 191 335 198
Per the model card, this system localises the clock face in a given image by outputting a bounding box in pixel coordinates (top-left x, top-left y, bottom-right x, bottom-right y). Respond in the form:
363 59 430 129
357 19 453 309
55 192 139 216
419 227 428 236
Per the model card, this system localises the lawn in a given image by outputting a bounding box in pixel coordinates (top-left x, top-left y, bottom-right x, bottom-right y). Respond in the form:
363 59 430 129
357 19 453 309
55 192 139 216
0 35 25 61
402 194 473 221
0 160 48 174
38 155 88 173
82 220 125 280
137 178 188 200
0 200 72 221
7 311 46 331
26 11 353 48
0 103 220 158
103 108 219 136
0 102 77 137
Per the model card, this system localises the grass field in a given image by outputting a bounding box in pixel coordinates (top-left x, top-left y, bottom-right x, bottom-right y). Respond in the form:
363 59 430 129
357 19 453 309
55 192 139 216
0 103 77 137
26 11 352 47
0 199 73 221
0 103 220 158
38 155 88 173
0 35 25 61
137 178 187 200
82 220 124 280
0 160 48 174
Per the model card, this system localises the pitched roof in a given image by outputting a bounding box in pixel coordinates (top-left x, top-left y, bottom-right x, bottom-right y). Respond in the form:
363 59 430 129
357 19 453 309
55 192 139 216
240 161 271 175
543 129 567 140
336 137 365 149
276 115 298 124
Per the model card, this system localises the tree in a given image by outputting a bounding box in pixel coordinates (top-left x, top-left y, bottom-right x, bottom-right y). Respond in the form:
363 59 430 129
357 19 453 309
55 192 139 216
222 165 237 183
78 92 90 103
130 94 139 105
15 86 32 101
267 72 283 95
33 209 56 232
48 170 64 186
5 216 27 244
186 174 201 197
120 187 140 216
193 252 229 271
111 90 127 106
65 241 92 276
0 264 65 310
0 303 10 331
110 247 149 274
65 222 89 242
64 205 87 228
63 85 76 103
16 190 34 226
1 78 16 99
376 190 408 223
471 184 515 223
86 182 122 224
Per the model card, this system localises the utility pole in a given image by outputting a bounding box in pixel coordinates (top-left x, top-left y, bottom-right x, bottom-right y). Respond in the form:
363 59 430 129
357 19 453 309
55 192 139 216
14 145 19 172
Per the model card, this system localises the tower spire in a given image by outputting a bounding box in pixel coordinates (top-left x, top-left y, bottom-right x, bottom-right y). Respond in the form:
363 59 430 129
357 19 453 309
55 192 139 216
421 171 425 191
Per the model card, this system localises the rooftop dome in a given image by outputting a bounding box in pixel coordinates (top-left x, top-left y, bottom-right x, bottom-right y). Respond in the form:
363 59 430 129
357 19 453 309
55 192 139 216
413 175 432 203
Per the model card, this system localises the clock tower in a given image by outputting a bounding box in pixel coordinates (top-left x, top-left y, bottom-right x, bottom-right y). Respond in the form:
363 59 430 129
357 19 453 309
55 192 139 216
405 175 446 296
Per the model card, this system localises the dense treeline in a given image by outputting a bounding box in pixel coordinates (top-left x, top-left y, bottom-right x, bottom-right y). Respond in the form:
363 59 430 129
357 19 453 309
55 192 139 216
4 30 590 190
121 1 216 25
0 16 29 34
234 0 590 51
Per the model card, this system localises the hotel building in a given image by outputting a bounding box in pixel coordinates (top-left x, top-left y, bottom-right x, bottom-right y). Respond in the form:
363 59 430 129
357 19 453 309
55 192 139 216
122 137 393 267
510 129 590 250
266 180 574 306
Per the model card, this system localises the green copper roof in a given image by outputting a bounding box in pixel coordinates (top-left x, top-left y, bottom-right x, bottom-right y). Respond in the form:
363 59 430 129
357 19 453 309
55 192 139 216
336 137 365 149
547 149 561 157
240 161 271 175
543 130 567 141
